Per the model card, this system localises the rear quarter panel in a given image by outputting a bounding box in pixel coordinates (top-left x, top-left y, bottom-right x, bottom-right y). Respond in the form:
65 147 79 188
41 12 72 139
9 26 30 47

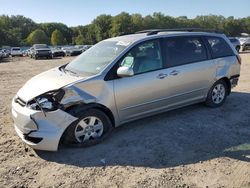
214 56 240 81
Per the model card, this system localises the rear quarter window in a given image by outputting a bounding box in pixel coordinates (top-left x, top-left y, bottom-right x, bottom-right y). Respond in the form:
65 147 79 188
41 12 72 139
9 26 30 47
206 37 234 58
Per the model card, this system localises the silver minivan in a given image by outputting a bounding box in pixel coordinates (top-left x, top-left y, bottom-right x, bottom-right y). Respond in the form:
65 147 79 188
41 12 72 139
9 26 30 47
12 29 241 151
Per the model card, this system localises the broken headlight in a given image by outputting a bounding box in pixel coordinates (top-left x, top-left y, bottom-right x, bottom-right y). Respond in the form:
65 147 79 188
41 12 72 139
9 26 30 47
27 89 65 111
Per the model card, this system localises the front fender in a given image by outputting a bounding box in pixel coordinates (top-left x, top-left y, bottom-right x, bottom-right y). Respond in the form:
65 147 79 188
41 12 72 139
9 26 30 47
60 85 97 108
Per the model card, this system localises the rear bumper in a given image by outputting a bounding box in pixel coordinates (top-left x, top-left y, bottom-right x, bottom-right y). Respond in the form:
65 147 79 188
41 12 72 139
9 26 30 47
12 97 77 151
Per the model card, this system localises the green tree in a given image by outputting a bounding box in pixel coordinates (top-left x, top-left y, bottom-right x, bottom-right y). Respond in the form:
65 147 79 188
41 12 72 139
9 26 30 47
131 14 144 32
26 29 49 45
92 14 112 41
73 24 97 45
0 15 37 46
142 15 155 30
111 12 133 36
1 13 250 47
40 23 72 44
51 29 66 46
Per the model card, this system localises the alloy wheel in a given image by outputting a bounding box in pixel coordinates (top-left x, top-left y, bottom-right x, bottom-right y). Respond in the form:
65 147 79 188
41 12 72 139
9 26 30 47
74 116 104 143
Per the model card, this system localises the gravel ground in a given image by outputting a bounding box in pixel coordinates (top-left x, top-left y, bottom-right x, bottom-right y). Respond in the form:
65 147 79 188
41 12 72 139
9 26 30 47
0 54 250 188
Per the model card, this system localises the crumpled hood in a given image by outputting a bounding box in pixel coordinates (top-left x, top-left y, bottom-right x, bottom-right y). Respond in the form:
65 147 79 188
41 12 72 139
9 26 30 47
17 67 84 102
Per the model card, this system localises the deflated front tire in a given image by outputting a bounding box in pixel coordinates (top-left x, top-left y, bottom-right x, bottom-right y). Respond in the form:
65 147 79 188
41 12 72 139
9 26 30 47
62 108 113 147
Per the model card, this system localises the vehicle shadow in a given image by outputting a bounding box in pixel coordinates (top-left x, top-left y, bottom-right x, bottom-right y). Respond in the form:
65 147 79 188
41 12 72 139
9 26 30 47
36 91 250 168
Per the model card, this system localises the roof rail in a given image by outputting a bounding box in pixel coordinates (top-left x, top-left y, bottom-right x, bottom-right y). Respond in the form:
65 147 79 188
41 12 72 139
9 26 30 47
136 28 222 36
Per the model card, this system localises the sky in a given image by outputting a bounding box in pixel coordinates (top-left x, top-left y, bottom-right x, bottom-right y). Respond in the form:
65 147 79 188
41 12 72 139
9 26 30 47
0 0 250 27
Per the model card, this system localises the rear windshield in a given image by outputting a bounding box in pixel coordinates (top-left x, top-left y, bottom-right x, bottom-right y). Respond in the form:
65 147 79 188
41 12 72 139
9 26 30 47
206 37 234 58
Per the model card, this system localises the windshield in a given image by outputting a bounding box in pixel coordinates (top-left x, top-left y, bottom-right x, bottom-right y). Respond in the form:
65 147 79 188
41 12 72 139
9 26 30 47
65 40 128 75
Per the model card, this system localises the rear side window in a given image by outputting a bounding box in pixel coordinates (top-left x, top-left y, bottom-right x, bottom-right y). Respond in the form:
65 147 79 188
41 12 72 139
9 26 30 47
164 36 207 67
206 37 234 58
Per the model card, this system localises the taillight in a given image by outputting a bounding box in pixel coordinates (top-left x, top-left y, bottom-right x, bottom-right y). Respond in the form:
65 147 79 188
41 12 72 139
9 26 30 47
236 54 241 65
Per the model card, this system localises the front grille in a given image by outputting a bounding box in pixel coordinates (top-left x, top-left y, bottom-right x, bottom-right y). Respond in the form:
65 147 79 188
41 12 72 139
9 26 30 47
15 97 26 107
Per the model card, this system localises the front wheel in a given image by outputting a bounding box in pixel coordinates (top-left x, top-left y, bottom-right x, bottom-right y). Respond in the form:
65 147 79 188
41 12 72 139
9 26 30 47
63 108 113 147
205 80 228 107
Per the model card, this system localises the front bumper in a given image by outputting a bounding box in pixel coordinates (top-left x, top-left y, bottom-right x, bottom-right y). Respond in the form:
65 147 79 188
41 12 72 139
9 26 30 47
12 97 77 151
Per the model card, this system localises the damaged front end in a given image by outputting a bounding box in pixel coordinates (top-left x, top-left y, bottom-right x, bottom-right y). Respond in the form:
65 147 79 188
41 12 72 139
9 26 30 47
12 86 96 151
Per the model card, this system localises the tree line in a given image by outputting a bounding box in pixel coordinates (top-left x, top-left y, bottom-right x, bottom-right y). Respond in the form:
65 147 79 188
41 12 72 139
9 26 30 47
0 12 250 47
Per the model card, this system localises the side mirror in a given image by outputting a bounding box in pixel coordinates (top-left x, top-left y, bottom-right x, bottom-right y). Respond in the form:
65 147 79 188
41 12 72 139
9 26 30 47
117 66 134 77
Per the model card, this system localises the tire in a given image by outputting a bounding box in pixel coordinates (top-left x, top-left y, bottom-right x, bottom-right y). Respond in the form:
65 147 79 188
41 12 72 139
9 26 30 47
63 108 113 147
205 80 228 107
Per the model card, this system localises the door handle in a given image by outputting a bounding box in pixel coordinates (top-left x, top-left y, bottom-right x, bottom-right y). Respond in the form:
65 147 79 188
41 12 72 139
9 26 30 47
157 73 168 79
169 70 180 76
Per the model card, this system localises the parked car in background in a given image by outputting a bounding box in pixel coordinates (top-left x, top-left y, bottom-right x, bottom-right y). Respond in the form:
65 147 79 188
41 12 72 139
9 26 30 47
62 47 82 56
2 46 11 56
11 47 23 57
239 37 250 51
51 47 66 57
75 45 86 53
228 37 240 52
30 44 52 59
83 45 92 51
27 48 33 57
0 49 3 60
11 29 241 151
2 49 10 57
0 49 9 58
22 50 29 57
0 49 9 60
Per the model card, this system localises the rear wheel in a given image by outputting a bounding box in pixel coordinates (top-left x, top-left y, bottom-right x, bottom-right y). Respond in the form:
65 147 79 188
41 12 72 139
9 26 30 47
63 108 113 147
205 80 228 107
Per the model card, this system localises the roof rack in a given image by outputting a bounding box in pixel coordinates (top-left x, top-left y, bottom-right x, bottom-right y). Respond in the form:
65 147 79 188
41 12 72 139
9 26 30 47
135 28 222 36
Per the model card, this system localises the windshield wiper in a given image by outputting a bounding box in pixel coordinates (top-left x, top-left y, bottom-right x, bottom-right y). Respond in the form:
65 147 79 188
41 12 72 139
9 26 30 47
64 67 77 75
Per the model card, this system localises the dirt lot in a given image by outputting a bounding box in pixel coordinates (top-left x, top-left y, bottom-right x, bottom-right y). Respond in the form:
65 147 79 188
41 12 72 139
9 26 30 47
0 54 250 188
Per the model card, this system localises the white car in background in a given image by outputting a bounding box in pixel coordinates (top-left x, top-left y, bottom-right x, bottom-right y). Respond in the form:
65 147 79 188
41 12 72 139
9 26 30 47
11 47 23 57
228 37 240 52
240 37 250 51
